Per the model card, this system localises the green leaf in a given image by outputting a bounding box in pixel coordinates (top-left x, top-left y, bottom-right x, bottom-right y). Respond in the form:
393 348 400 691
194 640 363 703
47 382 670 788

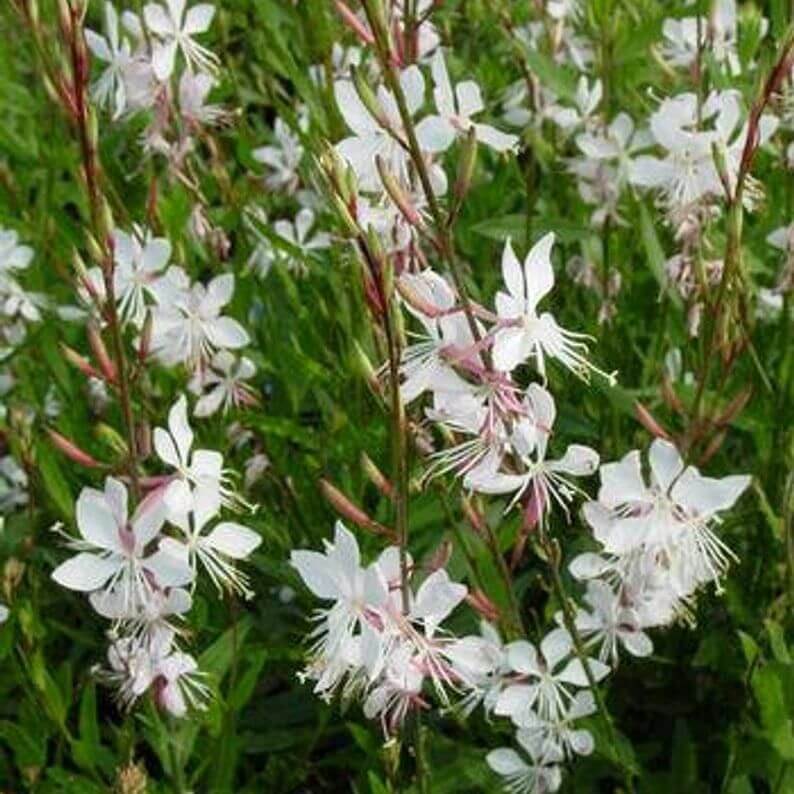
36 443 74 520
752 664 794 760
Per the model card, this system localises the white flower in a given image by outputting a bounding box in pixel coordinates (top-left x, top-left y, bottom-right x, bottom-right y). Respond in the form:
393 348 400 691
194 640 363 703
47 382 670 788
150 271 250 369
154 395 226 524
253 118 304 193
415 51 518 153
584 439 751 595
547 76 602 131
398 270 476 404
0 604 8 623
0 455 28 511
143 0 218 80
190 351 258 417
85 2 133 118
492 234 609 382
0 229 33 274
153 647 209 716
112 226 171 327
173 506 261 598
572 579 653 663
494 627 609 725
290 521 388 670
178 72 224 126
271 208 332 276
487 730 564 794
51 477 193 610
334 66 446 194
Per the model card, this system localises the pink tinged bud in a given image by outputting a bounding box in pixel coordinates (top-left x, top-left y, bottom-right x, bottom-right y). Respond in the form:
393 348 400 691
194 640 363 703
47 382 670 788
361 452 394 499
510 485 545 569
334 0 375 45
715 386 753 427
87 323 117 383
396 279 445 318
460 495 486 537
61 343 101 380
634 400 671 441
427 540 452 572
319 479 396 541
47 429 102 468
466 589 501 623
138 312 154 361
375 156 422 227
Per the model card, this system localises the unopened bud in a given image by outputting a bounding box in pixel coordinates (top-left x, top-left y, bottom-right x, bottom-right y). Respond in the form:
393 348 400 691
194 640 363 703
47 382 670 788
61 343 101 379
85 233 104 265
466 589 501 623
634 400 671 441
352 340 382 395
427 539 452 572
87 323 116 382
138 311 153 361
699 428 727 466
351 64 385 128
454 126 478 202
94 423 127 457
334 0 375 46
376 155 422 227
461 495 486 537
47 429 102 468
361 452 394 499
661 375 685 415
136 421 152 460
319 478 395 539
715 386 752 427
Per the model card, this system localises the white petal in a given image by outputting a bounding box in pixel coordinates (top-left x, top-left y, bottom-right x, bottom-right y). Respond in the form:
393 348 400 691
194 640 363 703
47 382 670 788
206 317 250 348
671 468 750 517
145 538 194 587
506 640 539 674
52 553 118 591
290 550 341 599
152 39 178 81
204 522 261 559
599 450 646 508
473 123 518 152
168 395 194 465
523 232 555 314
183 4 215 34
648 438 684 492
501 238 524 300
399 65 425 115
415 115 456 152
76 489 122 551
487 748 528 776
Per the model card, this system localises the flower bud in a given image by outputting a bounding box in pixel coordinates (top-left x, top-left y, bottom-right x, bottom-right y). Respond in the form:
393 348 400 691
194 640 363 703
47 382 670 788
94 423 127 457
376 155 422 227
138 311 153 361
334 0 375 46
351 65 385 128
466 589 501 623
61 343 101 379
634 400 671 441
47 429 102 468
87 323 117 382
360 452 394 499
454 126 478 203
427 539 452 572
460 495 486 537
319 478 395 540
352 340 382 395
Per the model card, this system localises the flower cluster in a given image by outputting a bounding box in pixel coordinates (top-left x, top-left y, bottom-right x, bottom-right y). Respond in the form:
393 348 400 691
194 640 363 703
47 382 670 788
51 397 261 715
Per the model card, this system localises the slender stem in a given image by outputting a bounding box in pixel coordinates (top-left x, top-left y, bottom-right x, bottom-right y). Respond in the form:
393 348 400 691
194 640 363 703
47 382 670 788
541 531 634 791
62 5 141 498
360 0 492 369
